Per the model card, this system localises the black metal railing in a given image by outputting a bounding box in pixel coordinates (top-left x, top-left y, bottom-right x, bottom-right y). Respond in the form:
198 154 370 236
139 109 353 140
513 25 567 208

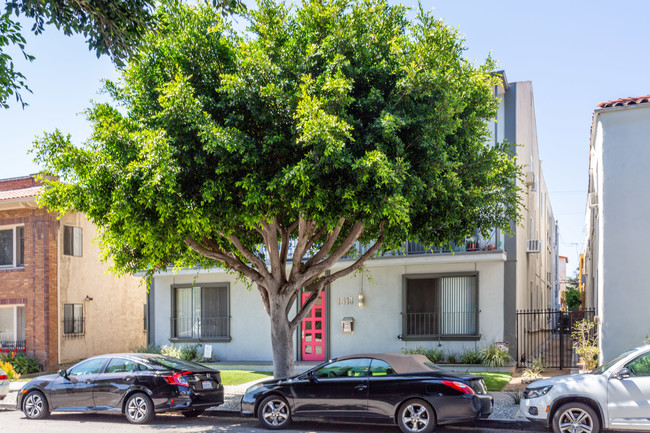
405 312 478 337
0 340 26 350
63 318 84 335
171 317 229 339
516 309 596 369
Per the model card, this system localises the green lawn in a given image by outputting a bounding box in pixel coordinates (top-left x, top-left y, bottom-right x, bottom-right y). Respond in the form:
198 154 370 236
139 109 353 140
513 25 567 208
218 370 273 386
471 372 512 392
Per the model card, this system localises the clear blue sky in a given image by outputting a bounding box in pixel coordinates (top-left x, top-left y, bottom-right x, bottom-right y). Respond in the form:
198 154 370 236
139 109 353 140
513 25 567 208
2 1 649 271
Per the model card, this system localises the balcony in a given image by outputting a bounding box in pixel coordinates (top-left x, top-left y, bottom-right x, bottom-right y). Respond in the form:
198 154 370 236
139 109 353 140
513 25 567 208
261 229 505 262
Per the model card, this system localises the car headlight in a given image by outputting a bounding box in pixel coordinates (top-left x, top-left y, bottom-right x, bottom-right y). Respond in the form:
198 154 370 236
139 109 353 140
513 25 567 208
245 383 264 394
523 385 553 399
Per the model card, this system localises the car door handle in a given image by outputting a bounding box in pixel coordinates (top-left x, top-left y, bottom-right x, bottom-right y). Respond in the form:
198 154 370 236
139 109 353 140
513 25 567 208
84 380 93 384
355 385 368 392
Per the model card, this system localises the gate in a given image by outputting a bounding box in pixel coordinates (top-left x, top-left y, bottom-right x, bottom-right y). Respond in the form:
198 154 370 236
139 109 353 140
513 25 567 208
516 309 596 369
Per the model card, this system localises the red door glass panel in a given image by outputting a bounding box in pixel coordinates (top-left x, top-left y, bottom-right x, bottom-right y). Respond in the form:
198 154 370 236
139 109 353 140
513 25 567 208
301 292 326 361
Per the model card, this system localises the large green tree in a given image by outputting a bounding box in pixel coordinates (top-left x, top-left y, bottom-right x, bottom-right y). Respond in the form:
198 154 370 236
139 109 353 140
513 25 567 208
33 0 522 377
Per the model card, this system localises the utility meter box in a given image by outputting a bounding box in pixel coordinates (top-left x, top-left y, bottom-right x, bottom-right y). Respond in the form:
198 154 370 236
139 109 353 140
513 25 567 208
341 317 354 334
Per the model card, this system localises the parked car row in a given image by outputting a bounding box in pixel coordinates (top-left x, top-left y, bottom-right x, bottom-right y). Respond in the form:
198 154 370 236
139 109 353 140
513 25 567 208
15 352 492 433
12 345 650 433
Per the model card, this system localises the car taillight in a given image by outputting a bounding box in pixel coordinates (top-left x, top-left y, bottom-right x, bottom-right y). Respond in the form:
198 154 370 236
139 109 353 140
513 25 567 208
441 380 477 395
0 374 7 380
163 371 192 387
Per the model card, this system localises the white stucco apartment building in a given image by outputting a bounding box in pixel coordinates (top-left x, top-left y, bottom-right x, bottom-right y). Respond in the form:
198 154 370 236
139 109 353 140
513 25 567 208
583 95 650 361
146 74 559 364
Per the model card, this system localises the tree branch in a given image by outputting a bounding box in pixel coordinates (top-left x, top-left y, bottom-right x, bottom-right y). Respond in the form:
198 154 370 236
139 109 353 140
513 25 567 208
293 221 365 288
304 217 345 267
257 284 271 315
289 278 327 330
216 230 273 282
184 237 264 284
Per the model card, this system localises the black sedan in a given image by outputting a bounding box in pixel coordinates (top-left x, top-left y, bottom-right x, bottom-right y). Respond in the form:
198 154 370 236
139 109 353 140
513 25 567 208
241 353 492 433
17 353 223 423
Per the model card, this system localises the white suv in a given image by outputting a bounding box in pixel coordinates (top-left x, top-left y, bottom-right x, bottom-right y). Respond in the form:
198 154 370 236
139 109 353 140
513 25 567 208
521 344 650 433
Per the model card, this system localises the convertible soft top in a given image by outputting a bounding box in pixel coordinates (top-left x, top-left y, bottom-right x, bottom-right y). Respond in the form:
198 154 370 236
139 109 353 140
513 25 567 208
337 353 441 374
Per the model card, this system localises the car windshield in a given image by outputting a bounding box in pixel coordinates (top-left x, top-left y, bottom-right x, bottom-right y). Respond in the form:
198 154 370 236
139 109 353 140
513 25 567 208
591 349 636 375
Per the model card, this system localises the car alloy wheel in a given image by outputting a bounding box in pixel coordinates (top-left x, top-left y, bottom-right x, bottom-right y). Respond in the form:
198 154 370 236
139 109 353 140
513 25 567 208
125 393 154 424
553 402 601 433
398 399 436 433
23 391 49 419
258 395 291 429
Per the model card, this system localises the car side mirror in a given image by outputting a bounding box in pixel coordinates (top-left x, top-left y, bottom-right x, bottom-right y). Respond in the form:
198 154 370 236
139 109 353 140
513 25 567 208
58 369 69 379
616 368 630 379
307 371 318 383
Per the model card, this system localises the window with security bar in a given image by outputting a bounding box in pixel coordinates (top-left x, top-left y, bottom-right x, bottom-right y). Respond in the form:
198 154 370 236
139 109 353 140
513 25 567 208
403 274 478 338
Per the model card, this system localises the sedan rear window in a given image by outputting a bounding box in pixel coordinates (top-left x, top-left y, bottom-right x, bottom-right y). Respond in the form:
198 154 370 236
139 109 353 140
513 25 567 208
146 356 215 372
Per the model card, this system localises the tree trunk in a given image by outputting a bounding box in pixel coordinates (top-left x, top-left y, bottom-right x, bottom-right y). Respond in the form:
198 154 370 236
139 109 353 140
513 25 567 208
269 295 296 378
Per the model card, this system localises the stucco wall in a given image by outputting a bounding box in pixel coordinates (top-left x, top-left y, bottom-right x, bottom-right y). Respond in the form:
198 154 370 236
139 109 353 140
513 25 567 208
151 254 506 362
594 104 650 361
58 213 146 364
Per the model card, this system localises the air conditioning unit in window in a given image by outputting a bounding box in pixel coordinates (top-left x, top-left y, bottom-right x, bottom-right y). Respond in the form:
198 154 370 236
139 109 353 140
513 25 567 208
526 239 541 253
588 192 598 208
526 171 536 187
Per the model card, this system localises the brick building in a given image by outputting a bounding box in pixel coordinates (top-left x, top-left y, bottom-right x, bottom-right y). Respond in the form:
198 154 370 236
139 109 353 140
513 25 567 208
0 175 146 370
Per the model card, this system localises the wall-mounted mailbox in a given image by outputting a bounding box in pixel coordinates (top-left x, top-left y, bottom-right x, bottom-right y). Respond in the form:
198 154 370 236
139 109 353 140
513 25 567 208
341 317 354 334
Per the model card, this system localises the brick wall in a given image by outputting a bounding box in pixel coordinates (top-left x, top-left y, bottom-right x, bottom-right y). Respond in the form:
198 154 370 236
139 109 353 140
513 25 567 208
0 207 60 370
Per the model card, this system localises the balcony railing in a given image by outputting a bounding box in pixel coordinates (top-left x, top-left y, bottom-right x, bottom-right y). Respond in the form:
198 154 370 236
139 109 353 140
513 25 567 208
0 339 26 350
171 317 229 339
405 312 478 337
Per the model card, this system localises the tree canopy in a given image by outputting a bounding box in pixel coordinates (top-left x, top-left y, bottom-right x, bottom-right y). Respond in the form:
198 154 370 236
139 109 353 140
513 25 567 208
33 0 522 376
1 0 245 108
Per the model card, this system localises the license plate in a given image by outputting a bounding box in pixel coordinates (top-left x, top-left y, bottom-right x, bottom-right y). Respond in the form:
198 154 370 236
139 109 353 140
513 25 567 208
202 380 213 389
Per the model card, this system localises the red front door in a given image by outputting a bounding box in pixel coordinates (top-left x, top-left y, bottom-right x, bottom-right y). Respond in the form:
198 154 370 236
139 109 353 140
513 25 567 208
301 292 326 361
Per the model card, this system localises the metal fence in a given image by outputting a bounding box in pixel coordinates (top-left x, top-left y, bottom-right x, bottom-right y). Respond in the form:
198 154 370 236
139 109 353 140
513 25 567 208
516 309 596 369
405 311 478 337
171 317 229 339
0 340 26 350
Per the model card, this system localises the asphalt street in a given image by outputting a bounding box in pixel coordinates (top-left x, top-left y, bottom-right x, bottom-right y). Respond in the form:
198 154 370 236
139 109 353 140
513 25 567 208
0 410 546 433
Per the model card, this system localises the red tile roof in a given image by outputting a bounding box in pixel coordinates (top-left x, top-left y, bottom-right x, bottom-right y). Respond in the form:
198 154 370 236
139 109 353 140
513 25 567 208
0 186 42 201
598 95 650 108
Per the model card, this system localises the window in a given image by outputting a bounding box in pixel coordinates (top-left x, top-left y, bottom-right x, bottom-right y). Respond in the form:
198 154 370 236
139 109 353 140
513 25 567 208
0 305 25 348
68 358 106 376
64 303 84 334
626 353 650 377
172 285 229 340
369 359 396 376
63 226 83 257
313 358 371 379
105 358 138 374
403 274 478 339
0 226 24 268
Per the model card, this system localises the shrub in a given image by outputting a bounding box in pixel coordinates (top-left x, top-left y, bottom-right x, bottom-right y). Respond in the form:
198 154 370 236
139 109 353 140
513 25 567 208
160 344 183 359
133 344 161 354
645 336 650 345
480 342 514 367
160 344 200 361
401 346 445 363
459 348 483 365
1 361 20 380
0 352 40 374
446 352 459 364
506 391 522 405
572 319 599 371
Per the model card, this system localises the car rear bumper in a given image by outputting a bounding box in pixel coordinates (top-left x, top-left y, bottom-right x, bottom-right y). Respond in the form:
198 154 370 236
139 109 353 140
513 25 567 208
154 389 224 413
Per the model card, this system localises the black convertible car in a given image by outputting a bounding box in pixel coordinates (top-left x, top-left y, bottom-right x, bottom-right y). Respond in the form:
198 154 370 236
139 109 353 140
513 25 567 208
18 353 223 423
241 353 492 433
